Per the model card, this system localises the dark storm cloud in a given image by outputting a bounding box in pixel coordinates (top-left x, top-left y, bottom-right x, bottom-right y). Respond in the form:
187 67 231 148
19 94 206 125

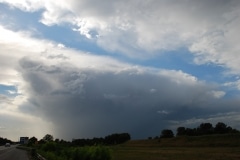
17 57 239 139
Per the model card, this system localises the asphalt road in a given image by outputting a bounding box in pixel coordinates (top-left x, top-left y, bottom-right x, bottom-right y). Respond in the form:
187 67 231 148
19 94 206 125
0 145 29 160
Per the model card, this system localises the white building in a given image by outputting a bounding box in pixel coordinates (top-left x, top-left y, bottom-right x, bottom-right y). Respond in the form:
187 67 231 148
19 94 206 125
20 137 29 144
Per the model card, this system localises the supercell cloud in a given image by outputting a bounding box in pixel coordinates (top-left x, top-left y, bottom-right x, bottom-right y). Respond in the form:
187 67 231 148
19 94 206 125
17 48 235 139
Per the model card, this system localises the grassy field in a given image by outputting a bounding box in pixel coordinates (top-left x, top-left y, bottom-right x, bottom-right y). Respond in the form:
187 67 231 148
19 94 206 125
111 134 240 160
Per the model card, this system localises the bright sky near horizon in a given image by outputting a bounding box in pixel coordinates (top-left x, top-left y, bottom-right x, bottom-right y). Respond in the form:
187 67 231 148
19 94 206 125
0 0 240 141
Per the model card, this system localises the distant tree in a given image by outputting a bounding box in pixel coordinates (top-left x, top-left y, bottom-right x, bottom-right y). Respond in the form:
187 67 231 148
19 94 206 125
92 137 104 145
104 133 131 145
185 128 197 136
72 139 89 146
214 122 228 134
59 139 69 145
231 128 240 134
197 123 213 135
28 137 38 146
0 137 12 145
72 133 131 146
55 138 60 143
174 122 239 137
148 137 152 140
43 134 54 142
177 127 186 136
160 129 174 138
38 139 46 144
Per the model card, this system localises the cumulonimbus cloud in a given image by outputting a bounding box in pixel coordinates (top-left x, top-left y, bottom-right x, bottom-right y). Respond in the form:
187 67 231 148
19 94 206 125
1 25 236 139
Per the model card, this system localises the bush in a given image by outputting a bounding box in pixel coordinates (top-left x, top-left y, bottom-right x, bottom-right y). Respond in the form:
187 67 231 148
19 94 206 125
71 146 112 160
38 144 112 160
41 142 58 152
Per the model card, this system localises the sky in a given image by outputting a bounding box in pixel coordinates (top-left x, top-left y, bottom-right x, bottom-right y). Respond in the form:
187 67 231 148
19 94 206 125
1 0 240 141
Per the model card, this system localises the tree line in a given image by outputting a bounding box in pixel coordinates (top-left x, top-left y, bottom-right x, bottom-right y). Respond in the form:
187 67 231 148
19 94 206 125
26 133 130 160
72 133 131 146
0 137 12 145
27 132 131 147
158 122 240 138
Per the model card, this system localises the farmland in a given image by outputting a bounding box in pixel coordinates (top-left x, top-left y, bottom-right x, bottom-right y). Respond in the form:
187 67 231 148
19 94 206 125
111 134 240 160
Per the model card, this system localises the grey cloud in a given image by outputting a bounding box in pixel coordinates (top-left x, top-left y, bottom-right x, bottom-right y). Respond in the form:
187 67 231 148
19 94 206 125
20 57 61 73
0 94 13 105
47 54 69 60
18 57 239 139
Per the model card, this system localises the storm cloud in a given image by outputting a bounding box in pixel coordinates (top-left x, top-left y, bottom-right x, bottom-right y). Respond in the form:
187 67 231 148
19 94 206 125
17 54 239 139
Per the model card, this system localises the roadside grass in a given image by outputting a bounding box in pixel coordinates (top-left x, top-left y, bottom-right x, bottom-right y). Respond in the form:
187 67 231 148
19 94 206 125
18 144 113 160
111 134 240 160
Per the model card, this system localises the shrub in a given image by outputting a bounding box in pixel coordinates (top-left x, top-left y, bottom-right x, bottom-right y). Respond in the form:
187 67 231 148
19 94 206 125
38 144 112 160
71 146 112 160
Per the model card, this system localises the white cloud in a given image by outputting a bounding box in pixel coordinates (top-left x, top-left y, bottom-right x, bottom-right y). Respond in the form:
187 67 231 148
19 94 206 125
0 0 34 11
1 0 240 73
209 90 226 99
159 70 198 85
157 110 169 115
149 88 157 94
6 90 17 95
224 80 240 90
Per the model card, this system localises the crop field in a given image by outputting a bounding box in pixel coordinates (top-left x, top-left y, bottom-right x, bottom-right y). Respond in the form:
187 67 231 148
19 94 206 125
111 134 240 160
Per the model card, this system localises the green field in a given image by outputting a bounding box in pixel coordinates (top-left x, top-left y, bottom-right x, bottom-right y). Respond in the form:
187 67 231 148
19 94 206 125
111 134 240 160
